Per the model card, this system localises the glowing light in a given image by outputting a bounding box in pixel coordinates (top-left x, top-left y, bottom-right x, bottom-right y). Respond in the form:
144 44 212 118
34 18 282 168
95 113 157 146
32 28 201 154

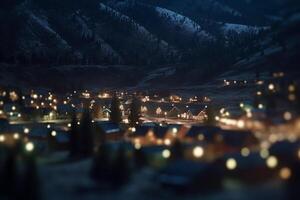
226 158 237 170
288 85 296 92
12 106 16 111
24 128 30 134
67 123 72 128
134 143 141 150
279 167 291 180
257 91 262 96
193 146 204 158
241 147 250 157
172 127 178 134
162 149 171 159
198 134 205 141
288 94 296 101
237 120 245 128
51 131 57 137
283 112 292 121
258 104 264 109
266 156 278 168
47 124 51 129
268 84 275 91
164 139 171 146
25 142 34 152
13 133 19 139
131 127 136 133
0 135 5 142
240 103 244 108
260 149 269 159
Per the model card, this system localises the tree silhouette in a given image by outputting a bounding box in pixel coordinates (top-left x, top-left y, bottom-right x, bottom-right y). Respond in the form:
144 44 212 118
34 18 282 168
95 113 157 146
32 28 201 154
133 148 147 169
128 97 141 127
170 139 184 161
79 109 94 157
111 145 130 188
0 149 17 197
205 105 216 126
90 143 111 182
69 112 80 157
110 94 122 124
18 154 40 200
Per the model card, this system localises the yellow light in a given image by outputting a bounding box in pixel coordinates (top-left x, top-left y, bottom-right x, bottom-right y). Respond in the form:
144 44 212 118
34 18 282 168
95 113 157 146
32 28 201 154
193 146 204 158
0 135 5 142
266 156 278 168
279 167 291 180
226 158 237 170
51 131 57 137
172 127 178 134
24 128 30 134
260 149 269 159
257 91 262 96
12 106 16 111
288 85 296 92
215 116 220 121
162 149 171 159
13 133 19 139
164 139 171 146
240 103 244 108
283 112 292 121
237 120 245 128
268 84 275 91
134 143 141 150
198 134 205 141
131 127 136 133
25 142 34 152
67 123 71 128
241 147 250 157
288 94 296 101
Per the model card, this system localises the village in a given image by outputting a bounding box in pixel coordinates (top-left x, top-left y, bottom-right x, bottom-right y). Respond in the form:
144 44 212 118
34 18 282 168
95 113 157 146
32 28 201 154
0 71 300 200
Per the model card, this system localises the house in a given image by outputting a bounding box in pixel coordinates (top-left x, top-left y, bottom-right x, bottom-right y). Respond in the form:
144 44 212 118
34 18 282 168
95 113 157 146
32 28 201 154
269 140 300 166
215 152 273 184
95 121 124 141
157 160 222 193
167 106 181 118
217 129 258 153
185 126 221 143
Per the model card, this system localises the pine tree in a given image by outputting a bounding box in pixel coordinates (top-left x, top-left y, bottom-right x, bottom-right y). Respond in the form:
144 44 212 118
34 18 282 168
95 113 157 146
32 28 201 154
128 97 141 127
79 109 94 157
19 155 40 200
205 105 216 126
133 148 147 169
47 130 57 152
111 145 130 188
170 139 184 161
69 112 80 157
90 143 111 182
0 149 17 197
110 94 122 124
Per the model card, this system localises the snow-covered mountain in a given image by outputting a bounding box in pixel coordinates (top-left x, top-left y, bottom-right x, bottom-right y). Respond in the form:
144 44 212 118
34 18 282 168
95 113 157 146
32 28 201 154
0 0 274 66
1 0 295 89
